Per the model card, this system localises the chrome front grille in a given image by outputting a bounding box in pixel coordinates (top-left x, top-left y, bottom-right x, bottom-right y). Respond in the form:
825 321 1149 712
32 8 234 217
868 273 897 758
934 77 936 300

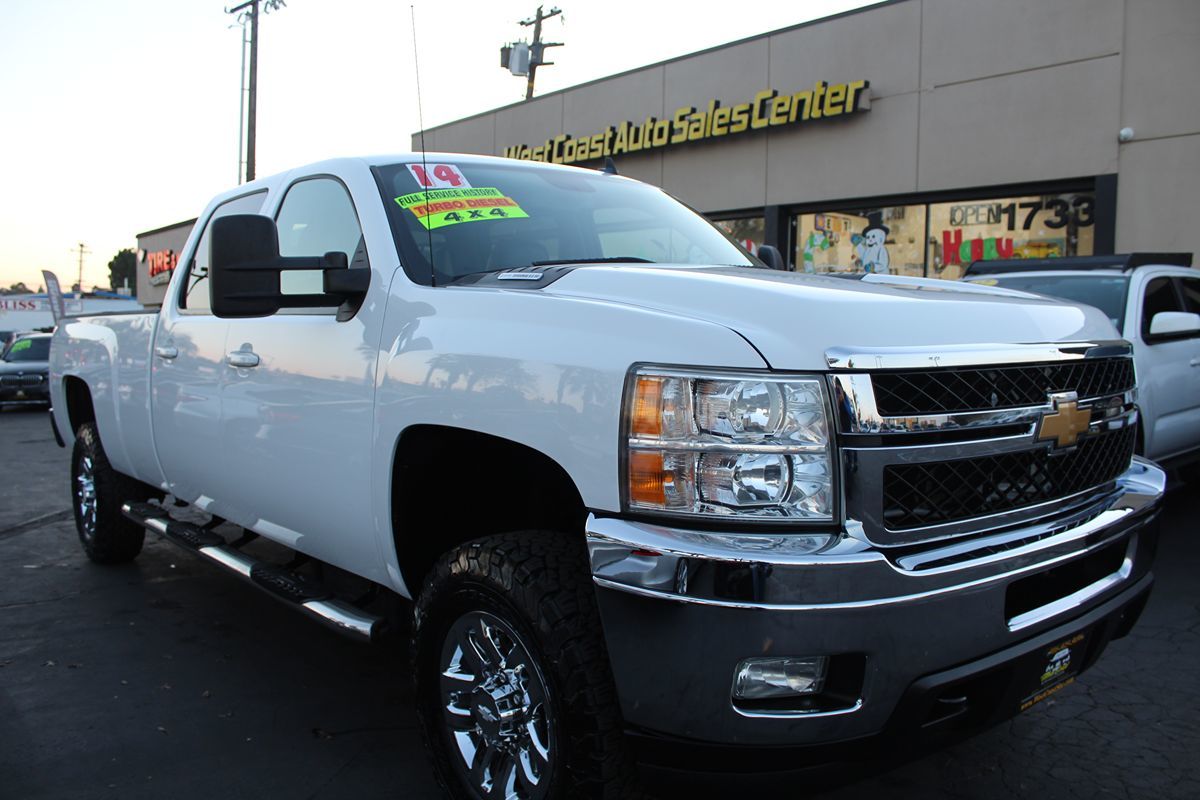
882 424 1136 530
828 342 1138 547
871 358 1135 416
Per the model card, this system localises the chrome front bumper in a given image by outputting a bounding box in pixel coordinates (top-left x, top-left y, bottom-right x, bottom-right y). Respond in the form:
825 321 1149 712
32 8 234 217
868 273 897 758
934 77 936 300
587 458 1164 747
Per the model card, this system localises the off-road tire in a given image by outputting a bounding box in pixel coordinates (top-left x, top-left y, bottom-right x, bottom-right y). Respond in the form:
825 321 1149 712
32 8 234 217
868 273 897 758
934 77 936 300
71 422 149 564
413 531 638 800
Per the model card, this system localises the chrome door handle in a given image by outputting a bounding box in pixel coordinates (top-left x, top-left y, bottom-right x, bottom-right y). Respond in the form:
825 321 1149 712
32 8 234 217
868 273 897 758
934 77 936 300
154 345 178 360
1190 358 1200 367
227 351 260 369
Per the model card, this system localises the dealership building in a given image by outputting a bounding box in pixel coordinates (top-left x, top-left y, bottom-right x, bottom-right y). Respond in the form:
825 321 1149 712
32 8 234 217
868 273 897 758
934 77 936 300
415 0 1199 277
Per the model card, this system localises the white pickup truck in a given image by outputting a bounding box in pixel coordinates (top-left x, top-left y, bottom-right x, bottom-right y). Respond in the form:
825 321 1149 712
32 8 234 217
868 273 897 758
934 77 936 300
962 254 1200 469
50 154 1165 798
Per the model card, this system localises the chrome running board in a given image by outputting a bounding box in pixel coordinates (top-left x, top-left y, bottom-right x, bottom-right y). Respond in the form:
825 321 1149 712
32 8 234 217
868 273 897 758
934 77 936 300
121 502 386 643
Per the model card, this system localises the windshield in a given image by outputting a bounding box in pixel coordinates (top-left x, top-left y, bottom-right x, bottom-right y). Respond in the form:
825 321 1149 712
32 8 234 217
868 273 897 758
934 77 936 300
2 336 50 362
375 161 758 285
973 274 1131 331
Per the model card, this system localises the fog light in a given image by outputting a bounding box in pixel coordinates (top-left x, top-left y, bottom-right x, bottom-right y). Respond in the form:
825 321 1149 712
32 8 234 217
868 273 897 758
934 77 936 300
733 656 828 700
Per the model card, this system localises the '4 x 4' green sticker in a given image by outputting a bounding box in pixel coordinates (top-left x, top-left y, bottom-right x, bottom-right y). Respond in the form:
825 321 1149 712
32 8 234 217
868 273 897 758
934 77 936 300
395 187 529 230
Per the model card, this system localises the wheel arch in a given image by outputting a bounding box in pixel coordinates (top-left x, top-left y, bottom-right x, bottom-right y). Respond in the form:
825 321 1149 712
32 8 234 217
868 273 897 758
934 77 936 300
62 375 96 434
390 424 588 596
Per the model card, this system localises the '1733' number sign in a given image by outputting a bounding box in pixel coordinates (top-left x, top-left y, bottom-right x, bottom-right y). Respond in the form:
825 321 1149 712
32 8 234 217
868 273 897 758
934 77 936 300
949 196 1094 230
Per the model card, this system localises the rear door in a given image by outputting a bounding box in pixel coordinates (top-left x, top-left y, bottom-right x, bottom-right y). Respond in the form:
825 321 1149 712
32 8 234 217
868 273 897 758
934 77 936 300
216 174 384 577
151 190 266 504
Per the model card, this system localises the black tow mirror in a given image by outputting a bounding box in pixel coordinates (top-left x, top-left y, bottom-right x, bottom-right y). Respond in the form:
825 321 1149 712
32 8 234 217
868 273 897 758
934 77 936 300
757 244 786 271
209 214 370 318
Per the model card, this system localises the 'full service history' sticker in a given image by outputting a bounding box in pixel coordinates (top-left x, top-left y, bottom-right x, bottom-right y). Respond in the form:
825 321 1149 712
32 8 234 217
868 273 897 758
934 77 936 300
395 188 529 230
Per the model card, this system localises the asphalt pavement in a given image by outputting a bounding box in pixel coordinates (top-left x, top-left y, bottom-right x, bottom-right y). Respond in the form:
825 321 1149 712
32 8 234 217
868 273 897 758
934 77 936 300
1 407 1197 799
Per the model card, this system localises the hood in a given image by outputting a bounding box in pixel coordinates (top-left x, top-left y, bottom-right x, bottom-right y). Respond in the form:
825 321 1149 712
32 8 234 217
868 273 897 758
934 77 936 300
544 266 1121 370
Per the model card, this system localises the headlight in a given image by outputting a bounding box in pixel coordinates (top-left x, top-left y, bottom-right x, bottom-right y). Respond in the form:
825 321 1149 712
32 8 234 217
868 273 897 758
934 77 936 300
623 367 835 522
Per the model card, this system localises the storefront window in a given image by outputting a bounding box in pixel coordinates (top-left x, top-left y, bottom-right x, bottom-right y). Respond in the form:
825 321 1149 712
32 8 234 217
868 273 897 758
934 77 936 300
927 193 1095 280
712 217 765 257
793 206 926 276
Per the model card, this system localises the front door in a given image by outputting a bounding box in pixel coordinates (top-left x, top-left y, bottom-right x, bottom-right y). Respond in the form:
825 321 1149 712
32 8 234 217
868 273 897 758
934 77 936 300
1134 275 1200 461
217 176 383 577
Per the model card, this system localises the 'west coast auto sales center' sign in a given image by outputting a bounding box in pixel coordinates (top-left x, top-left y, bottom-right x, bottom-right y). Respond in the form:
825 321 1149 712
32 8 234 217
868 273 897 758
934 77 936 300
502 79 870 165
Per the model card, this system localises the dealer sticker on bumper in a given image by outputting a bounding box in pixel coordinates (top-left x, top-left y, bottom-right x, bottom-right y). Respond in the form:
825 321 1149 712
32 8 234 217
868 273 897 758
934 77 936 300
1019 631 1086 713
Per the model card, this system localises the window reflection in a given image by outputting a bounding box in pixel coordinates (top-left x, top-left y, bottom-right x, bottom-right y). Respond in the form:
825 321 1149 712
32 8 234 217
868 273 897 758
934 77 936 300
712 218 765 258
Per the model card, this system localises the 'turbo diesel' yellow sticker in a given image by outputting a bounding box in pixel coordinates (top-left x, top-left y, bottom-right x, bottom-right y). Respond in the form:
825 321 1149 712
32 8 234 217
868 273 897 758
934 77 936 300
395 187 529 230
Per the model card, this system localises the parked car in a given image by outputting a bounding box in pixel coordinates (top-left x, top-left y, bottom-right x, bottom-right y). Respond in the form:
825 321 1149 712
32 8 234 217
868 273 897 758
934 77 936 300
49 154 1164 797
0 332 52 408
963 254 1200 468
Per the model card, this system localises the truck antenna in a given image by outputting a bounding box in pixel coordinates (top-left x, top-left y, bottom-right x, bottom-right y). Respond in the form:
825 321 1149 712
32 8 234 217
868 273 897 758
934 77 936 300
410 4 435 287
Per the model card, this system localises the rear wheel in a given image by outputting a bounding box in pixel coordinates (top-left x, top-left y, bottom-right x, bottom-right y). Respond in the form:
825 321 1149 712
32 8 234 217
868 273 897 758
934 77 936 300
414 532 636 800
71 422 149 564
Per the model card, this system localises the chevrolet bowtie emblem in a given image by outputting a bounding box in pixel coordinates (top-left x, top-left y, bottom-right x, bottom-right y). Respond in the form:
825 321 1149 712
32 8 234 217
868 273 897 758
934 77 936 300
1036 392 1092 449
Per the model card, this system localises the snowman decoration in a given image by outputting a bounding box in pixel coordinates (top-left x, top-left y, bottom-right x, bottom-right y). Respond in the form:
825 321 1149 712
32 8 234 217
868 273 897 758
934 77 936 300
852 216 891 274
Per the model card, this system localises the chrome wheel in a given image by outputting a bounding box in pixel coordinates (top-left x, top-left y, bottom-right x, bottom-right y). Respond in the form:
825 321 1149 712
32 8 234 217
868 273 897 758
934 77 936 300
75 455 97 541
439 610 554 800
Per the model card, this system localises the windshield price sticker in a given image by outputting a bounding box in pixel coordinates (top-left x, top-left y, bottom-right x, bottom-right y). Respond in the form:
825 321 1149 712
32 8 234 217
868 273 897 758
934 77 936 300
395 187 529 230
406 163 472 189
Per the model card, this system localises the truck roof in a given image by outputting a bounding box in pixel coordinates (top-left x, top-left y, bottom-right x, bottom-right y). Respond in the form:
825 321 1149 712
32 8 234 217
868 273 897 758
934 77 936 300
964 252 1193 277
206 152 627 210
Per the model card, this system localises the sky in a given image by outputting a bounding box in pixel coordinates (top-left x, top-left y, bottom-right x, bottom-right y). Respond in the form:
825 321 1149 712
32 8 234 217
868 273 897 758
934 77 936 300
0 0 874 293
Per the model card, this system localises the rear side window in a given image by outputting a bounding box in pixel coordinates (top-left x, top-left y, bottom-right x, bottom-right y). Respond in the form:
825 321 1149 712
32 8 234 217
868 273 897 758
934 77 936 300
180 190 269 311
1140 277 1183 339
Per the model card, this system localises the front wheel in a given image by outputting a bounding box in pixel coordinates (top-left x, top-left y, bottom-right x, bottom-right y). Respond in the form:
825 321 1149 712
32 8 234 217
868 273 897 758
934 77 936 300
414 532 636 800
71 422 149 564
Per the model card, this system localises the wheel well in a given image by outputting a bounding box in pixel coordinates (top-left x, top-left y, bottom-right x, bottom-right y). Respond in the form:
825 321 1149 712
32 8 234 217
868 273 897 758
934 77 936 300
63 376 95 434
392 425 587 595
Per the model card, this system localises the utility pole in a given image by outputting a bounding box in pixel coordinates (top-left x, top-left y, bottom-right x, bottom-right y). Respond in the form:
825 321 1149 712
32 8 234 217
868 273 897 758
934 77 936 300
73 243 91 296
236 16 249 184
519 5 562 100
246 0 259 181
227 0 285 183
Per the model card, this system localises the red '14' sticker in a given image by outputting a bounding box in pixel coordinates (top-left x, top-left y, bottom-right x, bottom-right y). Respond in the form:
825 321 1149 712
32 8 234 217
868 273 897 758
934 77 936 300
407 163 472 189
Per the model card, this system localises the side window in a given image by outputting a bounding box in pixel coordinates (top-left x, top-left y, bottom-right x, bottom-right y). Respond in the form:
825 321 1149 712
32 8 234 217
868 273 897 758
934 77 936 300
180 190 268 311
1141 277 1183 340
275 178 367 295
1180 278 1200 316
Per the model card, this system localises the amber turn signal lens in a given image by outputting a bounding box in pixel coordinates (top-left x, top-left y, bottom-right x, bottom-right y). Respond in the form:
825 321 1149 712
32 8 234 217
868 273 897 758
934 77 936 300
631 377 664 437
628 450 667 506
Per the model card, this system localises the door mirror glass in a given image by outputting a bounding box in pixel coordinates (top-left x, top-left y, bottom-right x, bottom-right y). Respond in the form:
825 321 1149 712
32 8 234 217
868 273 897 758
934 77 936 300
1148 310 1200 338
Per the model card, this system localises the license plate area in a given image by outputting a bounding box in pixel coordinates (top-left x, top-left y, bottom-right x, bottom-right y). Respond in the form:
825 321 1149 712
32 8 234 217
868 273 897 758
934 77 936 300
1016 628 1092 713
